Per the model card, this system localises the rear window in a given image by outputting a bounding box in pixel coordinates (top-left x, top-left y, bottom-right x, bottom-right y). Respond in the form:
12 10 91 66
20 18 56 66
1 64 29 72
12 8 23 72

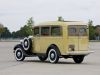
79 26 87 36
68 25 87 36
68 26 77 36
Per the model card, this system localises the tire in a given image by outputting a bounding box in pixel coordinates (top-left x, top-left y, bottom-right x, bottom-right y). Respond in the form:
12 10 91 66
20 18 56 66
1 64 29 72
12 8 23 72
14 47 25 61
48 47 59 63
22 37 32 51
73 55 84 64
38 55 47 62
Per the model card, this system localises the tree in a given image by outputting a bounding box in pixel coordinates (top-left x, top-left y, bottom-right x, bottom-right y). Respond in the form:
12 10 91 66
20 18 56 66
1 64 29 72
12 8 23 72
0 23 4 33
95 25 100 36
26 17 34 35
12 17 34 38
58 16 64 21
88 20 95 40
0 23 5 39
95 25 100 40
1 27 12 38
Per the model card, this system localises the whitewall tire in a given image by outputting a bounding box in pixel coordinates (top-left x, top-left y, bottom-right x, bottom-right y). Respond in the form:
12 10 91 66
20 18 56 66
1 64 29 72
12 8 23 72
14 48 25 61
48 48 59 63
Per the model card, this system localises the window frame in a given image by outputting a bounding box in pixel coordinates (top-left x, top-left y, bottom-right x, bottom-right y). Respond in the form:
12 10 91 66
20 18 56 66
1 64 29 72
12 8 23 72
51 26 62 36
41 26 50 36
78 25 87 36
33 26 40 37
68 25 87 36
68 25 78 36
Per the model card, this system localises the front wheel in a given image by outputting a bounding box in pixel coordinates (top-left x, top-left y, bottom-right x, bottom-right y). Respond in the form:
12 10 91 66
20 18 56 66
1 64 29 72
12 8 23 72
14 47 25 61
48 48 59 63
73 55 84 64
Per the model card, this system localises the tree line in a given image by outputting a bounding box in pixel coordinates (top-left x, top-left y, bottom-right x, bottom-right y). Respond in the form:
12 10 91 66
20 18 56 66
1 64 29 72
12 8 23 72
0 17 100 40
0 17 33 39
88 20 100 40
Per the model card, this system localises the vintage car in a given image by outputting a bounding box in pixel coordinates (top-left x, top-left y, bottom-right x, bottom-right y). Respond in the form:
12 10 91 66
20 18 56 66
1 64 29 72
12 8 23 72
13 21 93 63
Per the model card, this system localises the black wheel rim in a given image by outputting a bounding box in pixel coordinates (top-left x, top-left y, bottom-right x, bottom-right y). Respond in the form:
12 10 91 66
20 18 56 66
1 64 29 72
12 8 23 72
16 50 23 59
23 39 29 48
50 51 56 61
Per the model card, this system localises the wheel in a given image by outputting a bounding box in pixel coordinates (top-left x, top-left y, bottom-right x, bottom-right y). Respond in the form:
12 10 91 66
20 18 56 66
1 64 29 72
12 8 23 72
14 47 25 61
22 37 32 51
48 47 59 63
38 55 47 61
73 55 84 64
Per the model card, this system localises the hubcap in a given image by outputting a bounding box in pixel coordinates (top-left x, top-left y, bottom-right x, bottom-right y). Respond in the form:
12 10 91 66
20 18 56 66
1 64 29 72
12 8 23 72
17 52 21 57
25 41 28 46
48 49 57 63
51 53 55 59
16 50 23 59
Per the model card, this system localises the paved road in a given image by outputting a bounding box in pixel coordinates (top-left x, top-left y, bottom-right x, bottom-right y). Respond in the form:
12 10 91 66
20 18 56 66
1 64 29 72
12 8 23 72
0 42 100 75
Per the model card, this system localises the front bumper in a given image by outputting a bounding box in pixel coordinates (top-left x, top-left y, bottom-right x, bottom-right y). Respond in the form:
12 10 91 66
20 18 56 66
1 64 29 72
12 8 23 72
67 51 94 55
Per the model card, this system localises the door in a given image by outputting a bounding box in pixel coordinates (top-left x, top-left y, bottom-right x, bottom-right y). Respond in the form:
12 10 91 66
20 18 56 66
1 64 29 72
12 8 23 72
32 27 41 53
68 25 79 51
78 26 88 51
68 25 88 51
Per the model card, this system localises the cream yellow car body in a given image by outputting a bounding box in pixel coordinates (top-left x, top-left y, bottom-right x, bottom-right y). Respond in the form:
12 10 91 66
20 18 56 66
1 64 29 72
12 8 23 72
32 21 91 55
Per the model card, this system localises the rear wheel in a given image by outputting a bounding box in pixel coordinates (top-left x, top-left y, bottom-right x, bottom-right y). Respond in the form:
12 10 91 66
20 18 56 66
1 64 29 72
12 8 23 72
73 55 84 64
38 55 47 61
48 47 59 63
14 47 25 61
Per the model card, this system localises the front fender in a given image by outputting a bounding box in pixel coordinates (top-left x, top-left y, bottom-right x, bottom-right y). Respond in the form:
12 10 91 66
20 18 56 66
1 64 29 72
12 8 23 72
13 44 23 53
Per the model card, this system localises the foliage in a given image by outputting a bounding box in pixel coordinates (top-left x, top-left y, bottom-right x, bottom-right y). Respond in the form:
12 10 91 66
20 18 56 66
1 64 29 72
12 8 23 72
58 16 64 21
95 25 100 36
12 17 34 38
88 20 95 40
0 27 12 38
0 24 4 33
0 18 99 40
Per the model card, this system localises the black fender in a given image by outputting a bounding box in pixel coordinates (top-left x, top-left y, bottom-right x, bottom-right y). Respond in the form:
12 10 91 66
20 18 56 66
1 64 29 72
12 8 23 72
13 44 33 57
13 44 23 53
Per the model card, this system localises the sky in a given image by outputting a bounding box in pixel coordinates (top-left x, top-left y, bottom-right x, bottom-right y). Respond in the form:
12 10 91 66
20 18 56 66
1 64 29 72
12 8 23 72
0 0 100 32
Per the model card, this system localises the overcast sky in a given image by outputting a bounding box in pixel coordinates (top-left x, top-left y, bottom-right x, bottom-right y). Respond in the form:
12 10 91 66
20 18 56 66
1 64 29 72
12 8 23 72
0 0 100 32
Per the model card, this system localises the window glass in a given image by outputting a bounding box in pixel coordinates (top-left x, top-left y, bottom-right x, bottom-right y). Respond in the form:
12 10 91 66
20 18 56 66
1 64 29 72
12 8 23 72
68 26 77 36
68 25 87 36
79 27 87 36
51 27 61 36
33 27 39 36
41 27 50 36
80 28 86 33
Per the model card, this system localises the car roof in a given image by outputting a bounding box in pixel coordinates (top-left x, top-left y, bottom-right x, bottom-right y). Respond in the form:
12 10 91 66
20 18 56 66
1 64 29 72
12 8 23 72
33 21 87 27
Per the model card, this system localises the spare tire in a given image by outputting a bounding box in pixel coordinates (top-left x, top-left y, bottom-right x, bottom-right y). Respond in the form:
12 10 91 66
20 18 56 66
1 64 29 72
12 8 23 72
22 37 32 51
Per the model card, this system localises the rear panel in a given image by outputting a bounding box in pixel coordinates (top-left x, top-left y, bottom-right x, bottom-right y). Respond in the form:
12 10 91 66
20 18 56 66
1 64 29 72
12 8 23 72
68 25 88 52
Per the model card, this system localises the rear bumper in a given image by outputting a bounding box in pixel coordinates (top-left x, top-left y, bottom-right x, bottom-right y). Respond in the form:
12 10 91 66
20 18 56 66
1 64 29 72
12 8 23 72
67 51 94 55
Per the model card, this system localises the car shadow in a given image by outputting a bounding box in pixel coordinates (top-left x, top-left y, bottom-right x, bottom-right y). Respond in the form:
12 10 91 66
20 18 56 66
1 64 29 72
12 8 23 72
23 60 81 64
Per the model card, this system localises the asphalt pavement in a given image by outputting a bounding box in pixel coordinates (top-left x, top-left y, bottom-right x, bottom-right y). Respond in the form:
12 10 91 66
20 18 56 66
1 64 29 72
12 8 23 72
0 42 100 75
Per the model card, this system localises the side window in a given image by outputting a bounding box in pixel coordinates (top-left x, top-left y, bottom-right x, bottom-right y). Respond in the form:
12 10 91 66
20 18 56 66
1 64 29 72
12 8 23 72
68 26 77 36
51 26 61 36
41 27 50 36
33 27 39 36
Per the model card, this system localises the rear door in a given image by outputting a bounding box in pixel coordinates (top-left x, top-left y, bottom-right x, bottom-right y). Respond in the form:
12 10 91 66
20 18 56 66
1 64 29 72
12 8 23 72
68 25 79 51
68 25 88 51
78 25 88 51
32 27 41 53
